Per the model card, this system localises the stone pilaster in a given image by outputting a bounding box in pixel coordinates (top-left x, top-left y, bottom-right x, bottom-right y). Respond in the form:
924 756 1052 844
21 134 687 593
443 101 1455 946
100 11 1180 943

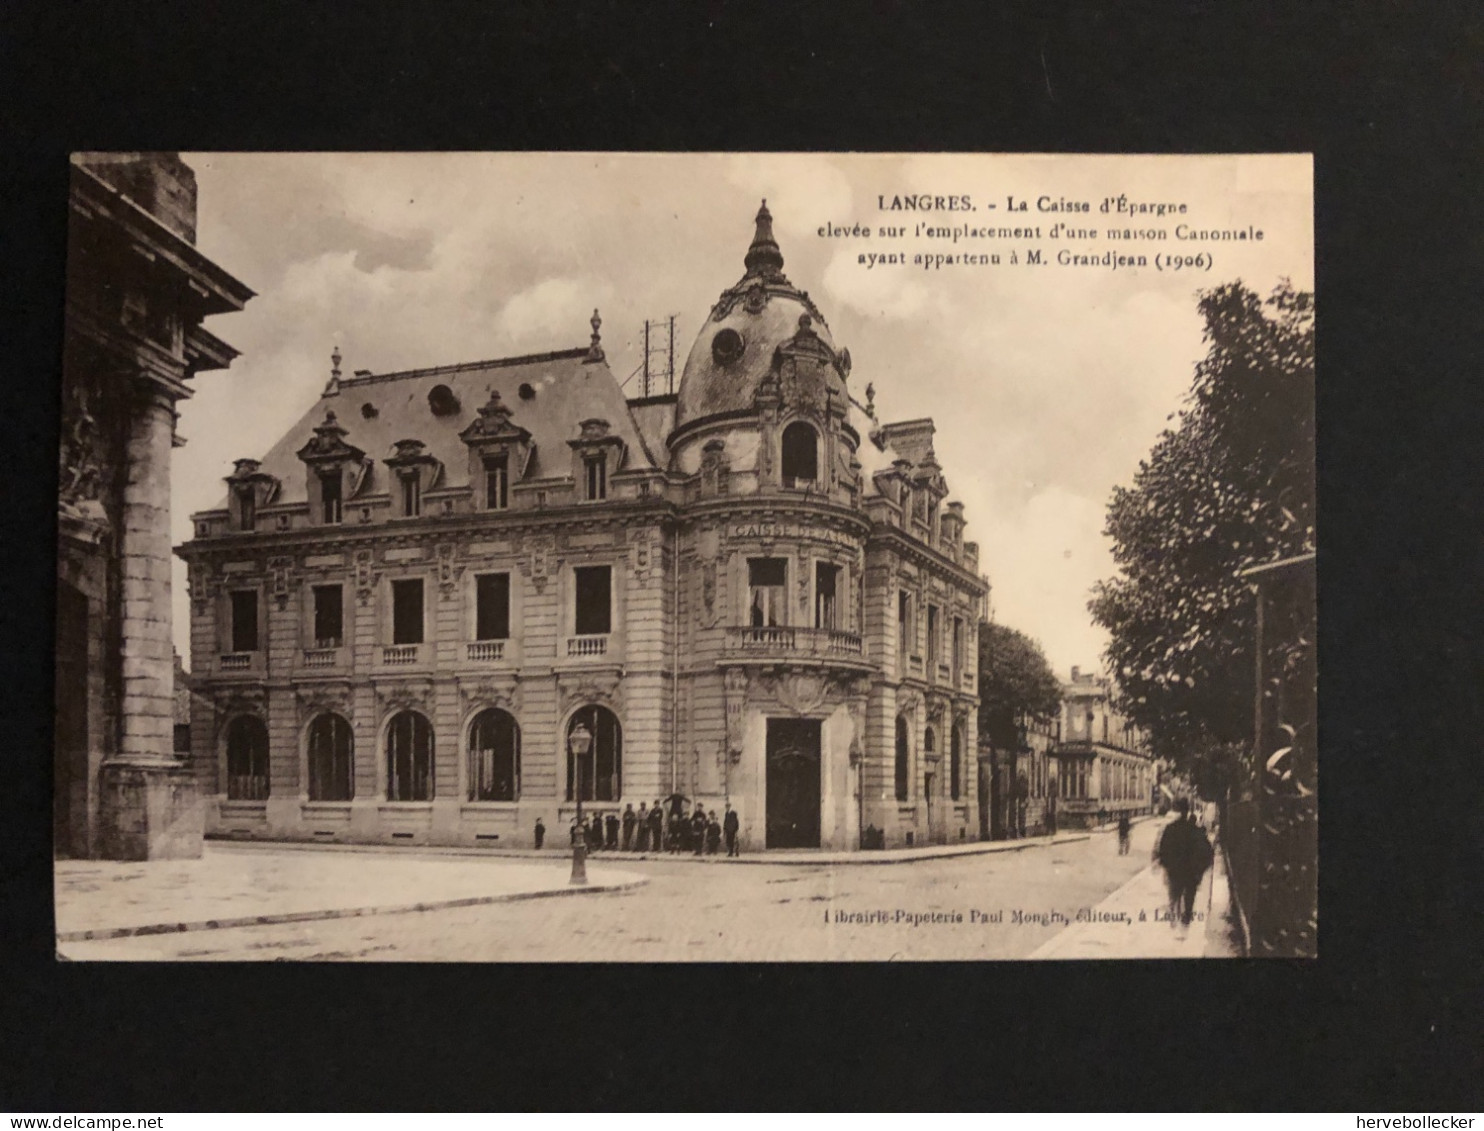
99 383 203 859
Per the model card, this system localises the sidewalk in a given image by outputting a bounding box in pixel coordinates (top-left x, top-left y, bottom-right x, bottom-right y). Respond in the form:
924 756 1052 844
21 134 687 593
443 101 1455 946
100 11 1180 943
55 845 646 944
1028 841 1241 960
204 828 1096 867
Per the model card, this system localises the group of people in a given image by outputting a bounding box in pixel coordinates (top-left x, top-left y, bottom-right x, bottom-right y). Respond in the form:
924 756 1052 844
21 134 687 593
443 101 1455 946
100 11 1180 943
562 799 742 857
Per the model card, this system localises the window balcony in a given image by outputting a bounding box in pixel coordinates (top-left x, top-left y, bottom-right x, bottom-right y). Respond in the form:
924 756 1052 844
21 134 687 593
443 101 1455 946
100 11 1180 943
937 662 953 684
219 652 254 672
382 644 421 666
467 640 506 662
566 634 609 659
302 647 342 669
723 626 867 665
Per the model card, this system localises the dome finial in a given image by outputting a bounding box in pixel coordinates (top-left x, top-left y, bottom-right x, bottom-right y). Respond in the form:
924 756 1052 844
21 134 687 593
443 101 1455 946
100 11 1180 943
744 199 784 276
330 345 342 379
585 308 605 363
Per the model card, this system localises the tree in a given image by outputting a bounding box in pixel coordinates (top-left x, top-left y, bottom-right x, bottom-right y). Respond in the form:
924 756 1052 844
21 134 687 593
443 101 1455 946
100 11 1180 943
976 621 1063 751
1089 280 1314 783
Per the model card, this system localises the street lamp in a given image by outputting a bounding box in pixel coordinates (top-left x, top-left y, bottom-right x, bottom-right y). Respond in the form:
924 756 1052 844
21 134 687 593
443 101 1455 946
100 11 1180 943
568 721 592 885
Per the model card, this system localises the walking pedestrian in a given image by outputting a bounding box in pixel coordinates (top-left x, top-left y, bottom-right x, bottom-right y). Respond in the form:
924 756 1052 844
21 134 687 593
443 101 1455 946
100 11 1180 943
1153 798 1214 931
622 803 637 851
636 802 650 852
605 810 620 851
534 816 546 850
587 814 602 852
705 811 722 855
691 806 708 856
723 804 740 857
1117 811 1130 855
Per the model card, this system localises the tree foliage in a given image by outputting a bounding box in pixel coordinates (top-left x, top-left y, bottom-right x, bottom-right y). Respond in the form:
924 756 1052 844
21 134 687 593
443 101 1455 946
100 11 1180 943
1090 280 1314 768
977 621 1063 750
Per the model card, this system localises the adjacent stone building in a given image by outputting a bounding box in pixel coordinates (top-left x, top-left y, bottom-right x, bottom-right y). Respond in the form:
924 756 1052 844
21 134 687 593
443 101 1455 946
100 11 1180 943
1051 666 1156 828
57 153 253 859
178 203 987 852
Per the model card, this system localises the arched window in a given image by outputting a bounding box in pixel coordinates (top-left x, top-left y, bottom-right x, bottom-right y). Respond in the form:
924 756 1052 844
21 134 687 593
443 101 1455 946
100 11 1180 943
781 421 818 483
225 715 269 800
950 723 962 801
894 716 910 802
307 713 353 801
566 705 621 803
386 710 434 801
469 708 520 801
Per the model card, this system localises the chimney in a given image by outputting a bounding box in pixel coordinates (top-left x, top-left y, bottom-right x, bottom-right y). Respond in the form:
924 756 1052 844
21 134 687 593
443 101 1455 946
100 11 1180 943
1071 665 1080 681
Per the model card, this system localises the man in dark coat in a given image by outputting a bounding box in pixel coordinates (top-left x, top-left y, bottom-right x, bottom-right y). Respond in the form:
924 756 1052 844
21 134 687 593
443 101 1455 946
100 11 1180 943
723 804 740 857
1153 798 1214 928
691 806 708 855
705 811 722 855
605 810 620 850
635 802 650 852
649 801 665 854
621 803 637 851
1117 811 1131 855
534 817 545 850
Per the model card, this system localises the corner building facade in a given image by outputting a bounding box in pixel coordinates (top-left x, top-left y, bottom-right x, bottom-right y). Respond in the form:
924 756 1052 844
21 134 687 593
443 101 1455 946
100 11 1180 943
179 204 987 851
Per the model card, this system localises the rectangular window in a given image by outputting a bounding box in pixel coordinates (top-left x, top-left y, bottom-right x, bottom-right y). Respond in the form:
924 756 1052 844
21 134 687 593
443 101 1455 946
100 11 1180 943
927 605 940 664
230 589 259 653
952 616 964 675
237 488 255 532
391 578 424 645
476 573 511 640
401 474 421 517
574 566 611 636
584 455 607 501
814 563 839 630
320 471 342 524
313 584 343 647
748 558 787 628
898 590 912 655
484 455 509 511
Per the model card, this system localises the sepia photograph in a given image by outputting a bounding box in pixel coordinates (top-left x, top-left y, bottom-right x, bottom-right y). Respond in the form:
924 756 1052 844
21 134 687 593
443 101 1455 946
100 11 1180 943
54 151 1315 962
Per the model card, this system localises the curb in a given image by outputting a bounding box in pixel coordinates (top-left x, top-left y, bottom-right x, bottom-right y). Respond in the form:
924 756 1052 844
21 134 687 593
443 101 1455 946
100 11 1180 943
206 833 1093 867
56 874 648 943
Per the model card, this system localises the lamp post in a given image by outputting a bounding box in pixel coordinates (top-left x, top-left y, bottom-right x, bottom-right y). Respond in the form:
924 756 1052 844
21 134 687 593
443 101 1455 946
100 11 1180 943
568 721 592 885
1046 755 1059 836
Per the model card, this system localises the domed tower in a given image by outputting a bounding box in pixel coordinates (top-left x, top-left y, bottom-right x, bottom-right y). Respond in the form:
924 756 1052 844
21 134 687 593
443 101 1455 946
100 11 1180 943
669 201 859 502
671 202 875 852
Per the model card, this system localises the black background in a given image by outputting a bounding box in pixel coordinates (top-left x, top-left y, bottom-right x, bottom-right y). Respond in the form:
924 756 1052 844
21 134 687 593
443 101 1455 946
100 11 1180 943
2 0 1480 1112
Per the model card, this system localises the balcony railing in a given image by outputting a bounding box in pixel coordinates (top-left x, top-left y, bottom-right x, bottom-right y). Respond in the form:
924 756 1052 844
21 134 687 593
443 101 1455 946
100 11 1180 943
566 634 609 658
467 640 506 662
724 625 864 660
219 653 253 671
382 644 420 666
302 648 339 668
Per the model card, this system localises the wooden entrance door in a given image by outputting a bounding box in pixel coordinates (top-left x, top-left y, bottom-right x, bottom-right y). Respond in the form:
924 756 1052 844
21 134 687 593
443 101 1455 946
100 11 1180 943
766 718 821 848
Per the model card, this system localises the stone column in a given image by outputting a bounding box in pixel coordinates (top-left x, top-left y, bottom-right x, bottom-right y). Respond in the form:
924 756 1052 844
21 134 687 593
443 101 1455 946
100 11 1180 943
99 383 204 859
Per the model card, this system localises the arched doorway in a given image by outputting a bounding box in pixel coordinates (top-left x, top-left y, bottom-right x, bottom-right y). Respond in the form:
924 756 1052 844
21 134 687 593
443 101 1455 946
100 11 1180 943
469 708 520 801
225 715 270 800
566 705 621 802
307 713 353 801
386 710 433 801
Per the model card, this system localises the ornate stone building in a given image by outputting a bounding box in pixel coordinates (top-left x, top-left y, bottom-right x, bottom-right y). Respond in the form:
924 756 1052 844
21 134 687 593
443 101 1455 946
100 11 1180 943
1051 666 1156 828
178 203 987 851
57 153 253 858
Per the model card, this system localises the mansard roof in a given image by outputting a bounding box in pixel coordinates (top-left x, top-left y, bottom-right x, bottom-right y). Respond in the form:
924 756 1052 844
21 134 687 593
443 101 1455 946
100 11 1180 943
212 346 652 511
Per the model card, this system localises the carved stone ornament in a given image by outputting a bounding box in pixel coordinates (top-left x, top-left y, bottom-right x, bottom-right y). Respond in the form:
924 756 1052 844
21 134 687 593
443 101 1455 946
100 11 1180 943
766 670 831 717
374 678 435 717
723 666 750 760
269 556 297 609
437 542 461 599
58 378 105 516
898 687 925 718
294 682 353 723
215 687 267 723
631 528 656 588
354 548 377 607
557 669 623 716
701 560 719 628
456 674 522 716
527 534 555 594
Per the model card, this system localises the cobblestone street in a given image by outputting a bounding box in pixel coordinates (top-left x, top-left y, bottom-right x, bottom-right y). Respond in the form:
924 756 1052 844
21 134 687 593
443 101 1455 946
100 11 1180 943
58 818 1227 961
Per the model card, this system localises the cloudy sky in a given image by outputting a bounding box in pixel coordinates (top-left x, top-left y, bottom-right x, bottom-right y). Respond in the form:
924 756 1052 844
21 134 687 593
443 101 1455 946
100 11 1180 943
174 152 1312 677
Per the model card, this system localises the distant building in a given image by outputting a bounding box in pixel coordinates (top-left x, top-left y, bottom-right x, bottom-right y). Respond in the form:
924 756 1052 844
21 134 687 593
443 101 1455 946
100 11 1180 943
177 203 988 851
1051 666 1155 828
56 153 253 859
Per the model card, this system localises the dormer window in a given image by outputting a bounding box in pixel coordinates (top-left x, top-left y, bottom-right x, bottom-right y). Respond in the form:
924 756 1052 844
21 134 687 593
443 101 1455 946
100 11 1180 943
235 485 256 531
781 421 818 484
319 470 342 524
484 455 509 511
400 473 421 517
225 457 279 534
584 455 607 501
